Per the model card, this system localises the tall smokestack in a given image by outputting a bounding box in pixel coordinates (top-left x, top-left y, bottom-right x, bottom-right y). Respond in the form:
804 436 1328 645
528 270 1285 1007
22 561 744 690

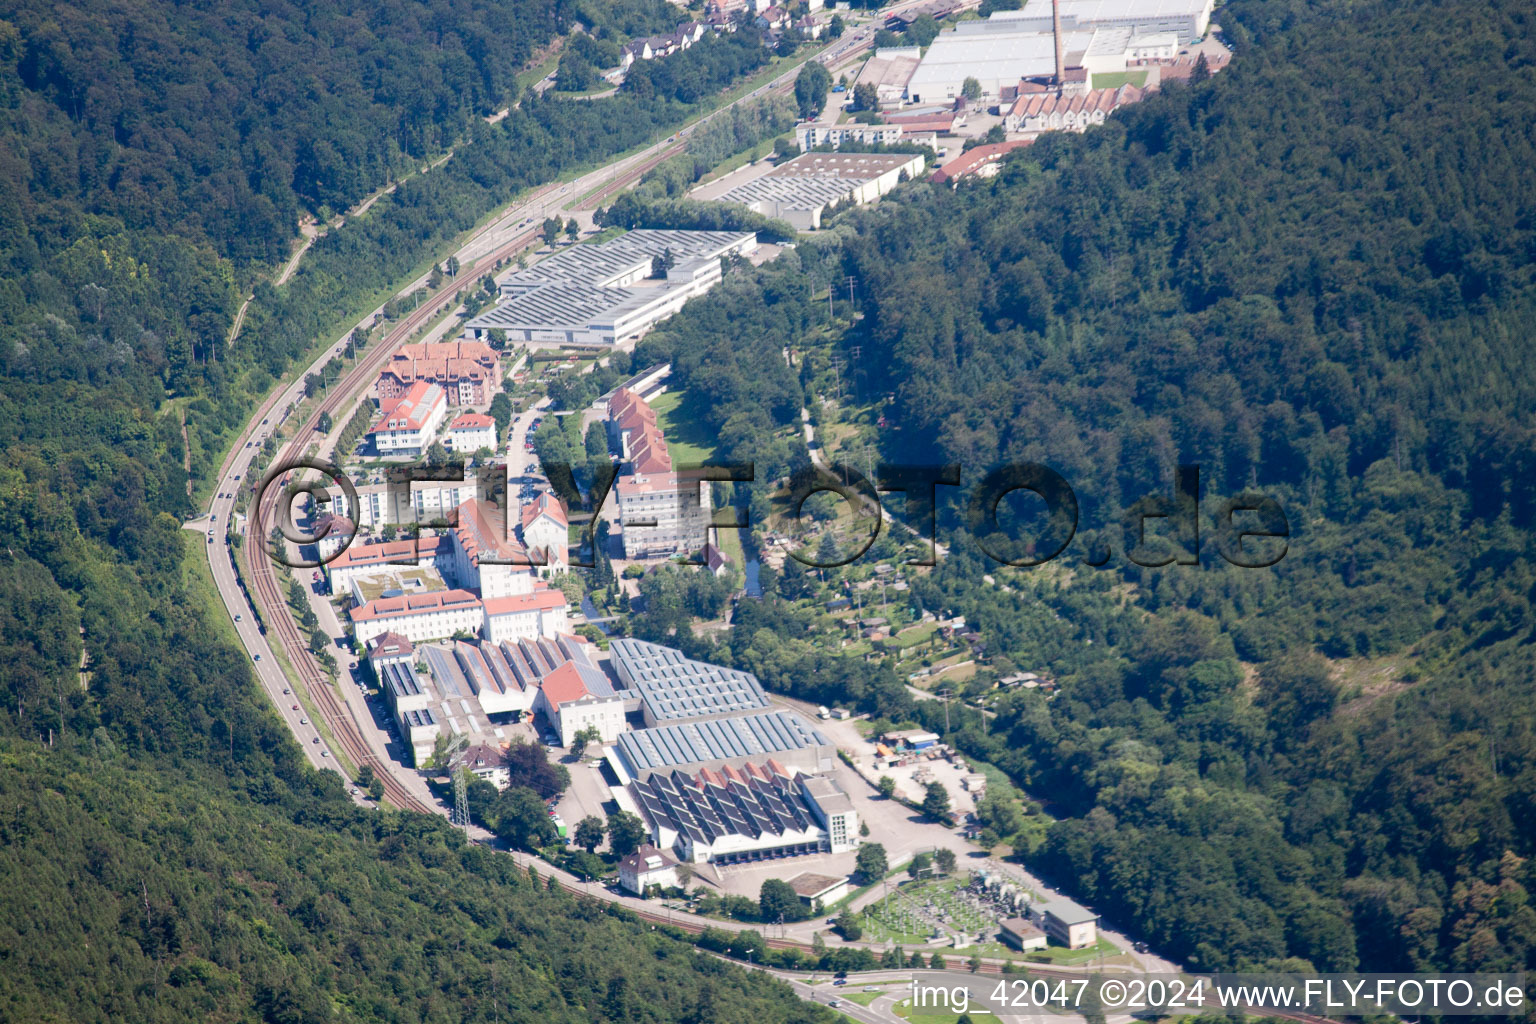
1052 0 1064 87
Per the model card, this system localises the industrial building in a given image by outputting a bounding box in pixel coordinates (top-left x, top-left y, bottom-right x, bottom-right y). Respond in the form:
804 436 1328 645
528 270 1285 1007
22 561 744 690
1030 896 1100 948
608 708 836 781
342 496 570 647
787 871 852 908
532 660 627 747
625 760 860 865
1001 0 1213 43
713 151 926 231
369 634 441 765
382 632 617 760
905 10 1187 102
852 46 923 105
464 230 757 348
610 637 770 726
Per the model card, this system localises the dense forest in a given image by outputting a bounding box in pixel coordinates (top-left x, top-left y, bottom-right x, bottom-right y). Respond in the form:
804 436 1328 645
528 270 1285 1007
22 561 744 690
635 0 1536 978
0 1 833 1019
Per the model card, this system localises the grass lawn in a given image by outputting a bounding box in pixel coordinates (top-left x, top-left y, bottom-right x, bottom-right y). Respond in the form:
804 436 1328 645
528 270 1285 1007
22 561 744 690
649 389 720 463
1091 69 1149 89
891 1000 1000 1024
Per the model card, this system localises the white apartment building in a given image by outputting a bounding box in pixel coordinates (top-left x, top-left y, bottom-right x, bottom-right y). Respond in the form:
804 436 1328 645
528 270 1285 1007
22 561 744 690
369 381 448 456
615 471 712 559
322 480 478 530
519 492 569 575
325 535 452 594
446 412 497 453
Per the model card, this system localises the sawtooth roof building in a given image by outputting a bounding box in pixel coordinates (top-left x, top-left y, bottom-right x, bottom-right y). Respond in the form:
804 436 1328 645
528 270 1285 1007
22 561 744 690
463 230 757 348
609 708 836 781
610 637 770 725
625 760 859 864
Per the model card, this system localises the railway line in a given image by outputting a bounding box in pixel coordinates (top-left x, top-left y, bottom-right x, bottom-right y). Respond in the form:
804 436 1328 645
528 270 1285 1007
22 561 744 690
213 37 1349 1023
233 46 809 812
241 213 557 814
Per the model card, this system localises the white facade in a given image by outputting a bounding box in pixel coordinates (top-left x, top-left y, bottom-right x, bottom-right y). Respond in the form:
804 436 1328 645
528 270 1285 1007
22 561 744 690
370 382 448 455
534 688 627 747
482 591 570 644
1005 0 1213 43
520 504 569 575
447 414 497 452
465 231 757 348
325 481 478 529
616 472 713 559
619 846 681 895
350 590 485 649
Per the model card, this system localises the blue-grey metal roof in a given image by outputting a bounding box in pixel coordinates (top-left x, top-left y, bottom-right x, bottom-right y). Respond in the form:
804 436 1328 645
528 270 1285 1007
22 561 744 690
615 710 828 774
610 638 769 722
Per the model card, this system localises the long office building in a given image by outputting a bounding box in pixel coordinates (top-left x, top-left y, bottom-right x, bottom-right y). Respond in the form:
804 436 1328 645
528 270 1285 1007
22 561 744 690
464 230 757 347
610 637 770 726
609 708 836 782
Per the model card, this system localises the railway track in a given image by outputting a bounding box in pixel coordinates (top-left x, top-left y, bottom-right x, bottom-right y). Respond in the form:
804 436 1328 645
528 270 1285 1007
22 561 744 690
242 213 556 813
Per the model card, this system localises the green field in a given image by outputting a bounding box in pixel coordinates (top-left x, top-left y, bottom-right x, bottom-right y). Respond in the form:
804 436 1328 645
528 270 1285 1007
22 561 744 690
649 389 720 463
1091 69 1150 89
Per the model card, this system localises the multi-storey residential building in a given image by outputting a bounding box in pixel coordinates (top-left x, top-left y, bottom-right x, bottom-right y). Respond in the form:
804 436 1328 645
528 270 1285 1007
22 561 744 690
350 588 484 648
376 341 501 407
446 412 497 452
340 497 569 647
604 388 710 559
369 380 447 455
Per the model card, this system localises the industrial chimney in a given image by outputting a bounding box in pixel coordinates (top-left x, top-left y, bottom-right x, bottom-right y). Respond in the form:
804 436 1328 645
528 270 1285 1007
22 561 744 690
1052 0 1064 87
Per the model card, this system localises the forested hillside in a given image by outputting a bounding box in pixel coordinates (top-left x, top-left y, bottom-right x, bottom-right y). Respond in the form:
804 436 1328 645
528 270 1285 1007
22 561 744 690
636 0 1536 976
0 2 831 1019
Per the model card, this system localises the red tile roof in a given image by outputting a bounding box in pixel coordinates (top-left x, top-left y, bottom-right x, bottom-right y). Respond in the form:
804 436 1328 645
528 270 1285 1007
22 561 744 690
450 412 495 429
538 661 590 708
453 497 528 566
482 587 567 616
367 631 415 659
372 380 444 433
349 588 481 623
327 535 447 572
931 140 1033 184
520 491 569 530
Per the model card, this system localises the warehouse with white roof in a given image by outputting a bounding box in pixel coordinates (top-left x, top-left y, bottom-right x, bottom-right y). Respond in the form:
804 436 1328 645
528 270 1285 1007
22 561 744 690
464 230 757 347
998 0 1213 42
